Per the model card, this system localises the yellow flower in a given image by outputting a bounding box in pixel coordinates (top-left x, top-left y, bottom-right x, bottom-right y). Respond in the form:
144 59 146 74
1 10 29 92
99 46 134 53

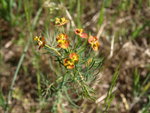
75 28 88 38
88 36 98 44
33 36 46 49
75 28 83 35
57 40 69 49
33 36 39 41
55 18 60 24
63 53 79 69
56 33 69 49
56 33 68 41
63 58 75 69
69 53 79 62
55 17 69 26
91 41 100 51
61 17 68 23
88 36 100 51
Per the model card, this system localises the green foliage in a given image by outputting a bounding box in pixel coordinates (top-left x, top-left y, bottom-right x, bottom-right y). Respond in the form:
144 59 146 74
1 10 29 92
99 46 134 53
133 70 150 96
0 89 6 110
132 70 150 112
104 65 119 112
141 96 150 113
133 69 140 96
0 0 12 22
131 21 150 40
97 5 104 26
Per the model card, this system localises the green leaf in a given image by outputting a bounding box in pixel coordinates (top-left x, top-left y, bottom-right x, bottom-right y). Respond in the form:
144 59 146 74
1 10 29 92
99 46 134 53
131 21 150 40
104 65 119 112
97 6 104 26
0 89 6 110
133 69 140 96
64 87 79 108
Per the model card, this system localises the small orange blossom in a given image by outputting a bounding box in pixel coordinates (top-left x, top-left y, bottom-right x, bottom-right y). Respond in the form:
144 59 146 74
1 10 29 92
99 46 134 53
75 28 88 38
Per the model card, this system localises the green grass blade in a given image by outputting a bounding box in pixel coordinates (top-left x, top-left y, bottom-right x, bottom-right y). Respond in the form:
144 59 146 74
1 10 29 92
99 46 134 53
0 89 6 110
97 6 104 26
104 65 119 112
5 2 43 113
133 69 140 96
64 87 79 108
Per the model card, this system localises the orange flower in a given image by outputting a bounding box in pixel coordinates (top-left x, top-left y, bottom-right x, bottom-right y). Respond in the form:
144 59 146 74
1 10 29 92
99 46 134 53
63 53 79 69
56 33 69 49
69 53 79 62
57 40 69 49
88 36 100 51
75 28 88 38
91 41 100 51
75 28 83 35
33 36 46 49
63 58 75 69
88 36 98 44
56 33 68 41
80 33 88 38
55 17 69 26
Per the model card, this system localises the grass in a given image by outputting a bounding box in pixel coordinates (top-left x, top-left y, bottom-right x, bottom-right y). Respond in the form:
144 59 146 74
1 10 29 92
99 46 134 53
0 0 150 113
104 65 119 112
131 69 150 112
0 89 6 111
4 0 42 112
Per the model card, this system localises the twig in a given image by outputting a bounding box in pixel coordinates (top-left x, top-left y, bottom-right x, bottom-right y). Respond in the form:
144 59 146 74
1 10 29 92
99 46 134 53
65 9 76 28
84 12 99 27
108 35 115 59
116 16 131 24
95 87 117 104
120 93 129 110
96 23 106 39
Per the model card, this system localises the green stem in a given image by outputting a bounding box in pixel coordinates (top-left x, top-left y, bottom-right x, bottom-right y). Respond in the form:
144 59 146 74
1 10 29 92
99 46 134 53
45 44 61 56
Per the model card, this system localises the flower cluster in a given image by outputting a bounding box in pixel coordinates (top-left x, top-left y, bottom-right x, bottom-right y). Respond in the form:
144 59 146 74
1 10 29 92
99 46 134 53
55 17 69 26
74 29 100 51
34 17 100 69
63 53 79 69
33 36 46 49
56 33 69 49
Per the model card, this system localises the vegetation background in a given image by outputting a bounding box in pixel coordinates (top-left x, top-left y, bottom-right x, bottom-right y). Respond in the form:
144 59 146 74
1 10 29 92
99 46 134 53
0 0 150 113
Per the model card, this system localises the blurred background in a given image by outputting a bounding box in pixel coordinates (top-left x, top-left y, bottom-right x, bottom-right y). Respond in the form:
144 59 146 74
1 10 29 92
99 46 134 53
0 0 150 113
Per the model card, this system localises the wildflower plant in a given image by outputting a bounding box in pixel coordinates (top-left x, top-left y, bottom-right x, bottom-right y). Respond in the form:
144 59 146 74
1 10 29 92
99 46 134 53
33 17 103 111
